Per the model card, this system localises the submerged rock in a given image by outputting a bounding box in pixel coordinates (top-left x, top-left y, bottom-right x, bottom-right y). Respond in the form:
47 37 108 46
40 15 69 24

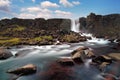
7 64 37 76
15 49 33 58
101 73 118 80
0 48 13 60
57 57 74 66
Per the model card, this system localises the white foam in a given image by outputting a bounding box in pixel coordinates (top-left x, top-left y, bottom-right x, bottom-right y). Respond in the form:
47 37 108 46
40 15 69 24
84 59 92 68
71 20 110 45
81 33 110 44
71 19 80 32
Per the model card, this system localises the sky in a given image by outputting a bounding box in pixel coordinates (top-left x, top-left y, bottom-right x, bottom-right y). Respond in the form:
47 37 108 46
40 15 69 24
0 0 120 19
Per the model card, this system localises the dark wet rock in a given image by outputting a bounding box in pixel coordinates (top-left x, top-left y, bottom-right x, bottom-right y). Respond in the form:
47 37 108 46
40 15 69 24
57 57 74 66
0 48 13 60
15 49 33 57
92 55 112 71
71 47 95 63
39 62 74 80
107 53 120 61
79 13 120 39
101 73 117 80
84 49 95 58
92 55 112 64
71 50 84 63
7 64 37 76
71 46 88 55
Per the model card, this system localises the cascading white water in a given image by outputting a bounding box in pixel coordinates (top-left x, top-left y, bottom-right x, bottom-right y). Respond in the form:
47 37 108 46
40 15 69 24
71 19 80 32
71 19 110 44
84 59 92 68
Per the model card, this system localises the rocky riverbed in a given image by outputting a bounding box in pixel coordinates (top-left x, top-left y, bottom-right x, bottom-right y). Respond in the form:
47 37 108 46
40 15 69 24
0 40 120 80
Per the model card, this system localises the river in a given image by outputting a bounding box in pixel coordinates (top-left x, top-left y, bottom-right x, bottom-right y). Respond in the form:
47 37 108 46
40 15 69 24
0 39 119 80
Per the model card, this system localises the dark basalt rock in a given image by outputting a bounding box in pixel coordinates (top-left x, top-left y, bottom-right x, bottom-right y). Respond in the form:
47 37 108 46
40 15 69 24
0 48 13 60
57 58 74 66
79 13 120 39
7 64 37 76
92 55 113 71
107 53 120 61
92 55 112 64
71 46 95 63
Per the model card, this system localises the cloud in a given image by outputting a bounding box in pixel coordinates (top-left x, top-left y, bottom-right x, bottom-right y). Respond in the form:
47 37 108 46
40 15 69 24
32 0 35 3
18 6 52 19
21 7 52 13
72 1 80 5
21 7 41 12
59 0 73 7
0 0 11 12
18 12 52 19
59 0 80 7
40 1 60 8
55 10 72 17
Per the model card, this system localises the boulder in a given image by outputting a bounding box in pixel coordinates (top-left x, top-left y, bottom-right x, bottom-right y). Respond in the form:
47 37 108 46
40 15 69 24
92 55 112 64
71 47 95 63
84 49 95 58
71 46 88 55
57 57 74 66
7 64 37 76
0 48 13 60
107 53 120 61
92 55 113 71
71 50 84 63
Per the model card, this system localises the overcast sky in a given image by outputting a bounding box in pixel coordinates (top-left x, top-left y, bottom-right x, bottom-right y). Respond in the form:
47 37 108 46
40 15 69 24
0 0 120 19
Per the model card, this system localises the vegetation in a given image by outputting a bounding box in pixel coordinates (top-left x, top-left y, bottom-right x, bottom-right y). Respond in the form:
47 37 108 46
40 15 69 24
62 34 78 42
0 38 21 46
7 25 25 32
29 36 53 42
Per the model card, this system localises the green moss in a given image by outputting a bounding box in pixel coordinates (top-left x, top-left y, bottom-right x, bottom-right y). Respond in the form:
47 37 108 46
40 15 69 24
8 25 25 31
29 36 53 42
0 38 21 46
62 34 78 42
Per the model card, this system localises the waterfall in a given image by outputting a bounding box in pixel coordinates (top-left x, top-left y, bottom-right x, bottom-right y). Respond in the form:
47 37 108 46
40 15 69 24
71 19 80 32
71 19 110 44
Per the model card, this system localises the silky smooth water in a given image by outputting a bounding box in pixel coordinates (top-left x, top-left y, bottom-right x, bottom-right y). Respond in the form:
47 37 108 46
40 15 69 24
0 41 118 80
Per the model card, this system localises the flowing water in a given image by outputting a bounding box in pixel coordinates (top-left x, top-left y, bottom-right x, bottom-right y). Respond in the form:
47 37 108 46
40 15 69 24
0 41 118 80
0 20 119 80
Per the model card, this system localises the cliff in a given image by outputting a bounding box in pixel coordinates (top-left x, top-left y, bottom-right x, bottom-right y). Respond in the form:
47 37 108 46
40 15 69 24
0 18 87 46
79 13 120 39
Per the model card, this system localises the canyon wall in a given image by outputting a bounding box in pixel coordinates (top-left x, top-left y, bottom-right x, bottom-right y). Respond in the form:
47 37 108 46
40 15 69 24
79 13 120 39
0 18 71 31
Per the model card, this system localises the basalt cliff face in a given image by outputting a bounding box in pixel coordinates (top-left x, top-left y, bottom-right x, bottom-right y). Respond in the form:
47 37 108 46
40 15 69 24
0 18 87 46
79 13 120 39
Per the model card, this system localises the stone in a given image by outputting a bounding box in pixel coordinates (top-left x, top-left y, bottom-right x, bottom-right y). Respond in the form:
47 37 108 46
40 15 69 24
92 55 112 64
0 48 13 60
7 64 37 76
71 51 84 63
71 46 95 63
57 57 74 66
107 53 120 61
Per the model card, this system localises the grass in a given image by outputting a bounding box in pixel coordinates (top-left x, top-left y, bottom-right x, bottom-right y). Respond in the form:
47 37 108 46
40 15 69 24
0 38 21 46
62 34 78 42
29 36 53 42
7 25 25 32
